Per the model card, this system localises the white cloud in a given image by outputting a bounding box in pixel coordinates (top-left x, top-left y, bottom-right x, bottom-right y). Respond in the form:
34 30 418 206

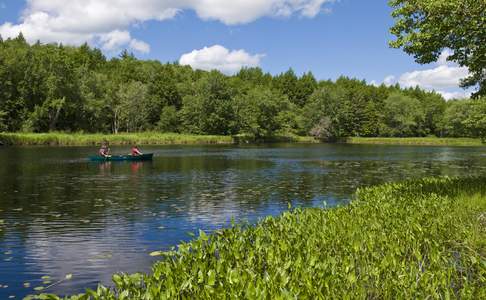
436 90 471 100
192 0 333 24
377 50 472 100
99 30 131 52
0 1 335 53
129 39 151 54
383 75 396 86
398 65 469 90
179 45 264 75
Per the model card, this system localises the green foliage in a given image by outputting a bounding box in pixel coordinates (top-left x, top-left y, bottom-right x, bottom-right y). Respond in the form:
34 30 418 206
157 106 180 133
383 92 425 137
116 81 150 132
464 98 486 140
31 176 486 299
0 34 480 139
443 98 486 139
179 71 236 135
234 87 290 137
304 86 345 139
0 110 8 132
389 0 486 96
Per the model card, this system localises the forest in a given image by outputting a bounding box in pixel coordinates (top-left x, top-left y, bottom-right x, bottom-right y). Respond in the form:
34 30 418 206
1 34 485 141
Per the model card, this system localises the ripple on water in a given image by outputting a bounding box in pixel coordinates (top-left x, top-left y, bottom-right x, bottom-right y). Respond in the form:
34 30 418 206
0 144 486 298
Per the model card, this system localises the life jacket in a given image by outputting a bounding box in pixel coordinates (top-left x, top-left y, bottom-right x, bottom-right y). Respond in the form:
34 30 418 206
131 147 141 155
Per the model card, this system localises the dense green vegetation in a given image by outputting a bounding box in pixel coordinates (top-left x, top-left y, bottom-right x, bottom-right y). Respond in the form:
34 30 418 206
347 137 485 147
389 0 486 97
0 132 316 146
0 132 233 146
29 176 486 299
1 34 485 142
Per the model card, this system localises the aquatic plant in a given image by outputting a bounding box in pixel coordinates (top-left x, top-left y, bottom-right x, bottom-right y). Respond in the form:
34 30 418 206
29 176 486 299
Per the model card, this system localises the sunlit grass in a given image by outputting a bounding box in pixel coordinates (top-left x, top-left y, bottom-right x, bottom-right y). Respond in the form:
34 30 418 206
347 137 484 146
0 132 233 146
0 132 317 146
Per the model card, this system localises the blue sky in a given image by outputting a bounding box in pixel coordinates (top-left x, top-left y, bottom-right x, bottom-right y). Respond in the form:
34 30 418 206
0 0 471 99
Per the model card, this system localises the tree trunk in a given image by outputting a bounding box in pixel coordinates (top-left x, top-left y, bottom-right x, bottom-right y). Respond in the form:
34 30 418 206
49 106 62 131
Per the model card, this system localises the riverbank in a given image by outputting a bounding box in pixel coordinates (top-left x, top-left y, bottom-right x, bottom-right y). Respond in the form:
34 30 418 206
1 133 484 147
0 133 317 146
346 137 484 146
33 176 486 299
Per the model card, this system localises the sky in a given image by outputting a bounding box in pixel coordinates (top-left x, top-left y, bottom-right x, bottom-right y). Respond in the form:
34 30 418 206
0 0 472 99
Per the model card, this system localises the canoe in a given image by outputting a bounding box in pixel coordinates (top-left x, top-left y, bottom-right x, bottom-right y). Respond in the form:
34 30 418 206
89 153 154 162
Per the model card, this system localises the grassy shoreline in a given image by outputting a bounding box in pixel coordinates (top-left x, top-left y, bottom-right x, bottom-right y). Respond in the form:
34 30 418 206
32 176 486 299
1 133 484 147
0 132 317 146
346 137 485 146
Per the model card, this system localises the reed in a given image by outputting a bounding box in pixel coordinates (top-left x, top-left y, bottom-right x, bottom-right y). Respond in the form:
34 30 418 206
0 132 317 146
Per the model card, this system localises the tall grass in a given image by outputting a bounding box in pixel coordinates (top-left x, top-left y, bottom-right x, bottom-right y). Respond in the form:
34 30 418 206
29 176 486 299
0 132 233 146
0 133 317 146
347 137 485 146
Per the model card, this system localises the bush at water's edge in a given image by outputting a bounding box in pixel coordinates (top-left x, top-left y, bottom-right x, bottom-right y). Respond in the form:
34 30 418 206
28 176 486 299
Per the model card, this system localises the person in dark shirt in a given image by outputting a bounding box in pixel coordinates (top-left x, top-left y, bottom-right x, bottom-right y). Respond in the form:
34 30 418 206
99 141 111 157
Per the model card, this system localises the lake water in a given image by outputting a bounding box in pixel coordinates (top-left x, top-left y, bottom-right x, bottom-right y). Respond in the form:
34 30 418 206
1 143 485 298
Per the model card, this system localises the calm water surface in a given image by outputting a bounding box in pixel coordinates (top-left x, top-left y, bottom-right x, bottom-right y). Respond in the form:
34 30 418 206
1 143 485 298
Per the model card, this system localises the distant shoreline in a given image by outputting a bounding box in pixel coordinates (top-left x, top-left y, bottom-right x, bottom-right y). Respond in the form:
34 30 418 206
346 137 484 147
0 133 484 147
0 132 317 146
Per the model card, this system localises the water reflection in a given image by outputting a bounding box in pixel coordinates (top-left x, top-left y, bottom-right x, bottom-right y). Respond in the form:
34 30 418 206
0 144 485 298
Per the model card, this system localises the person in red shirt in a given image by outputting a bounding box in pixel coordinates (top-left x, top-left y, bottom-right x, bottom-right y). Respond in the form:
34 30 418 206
131 145 143 156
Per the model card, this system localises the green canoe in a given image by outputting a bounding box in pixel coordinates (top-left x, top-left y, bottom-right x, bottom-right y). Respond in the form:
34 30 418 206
89 153 154 162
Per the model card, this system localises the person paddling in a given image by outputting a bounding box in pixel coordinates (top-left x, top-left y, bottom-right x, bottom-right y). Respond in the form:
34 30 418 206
99 141 111 158
131 145 143 156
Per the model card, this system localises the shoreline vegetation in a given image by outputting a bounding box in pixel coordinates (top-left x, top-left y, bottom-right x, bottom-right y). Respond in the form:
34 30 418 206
0 132 317 146
0 132 485 147
1 36 485 145
30 176 486 299
347 137 485 147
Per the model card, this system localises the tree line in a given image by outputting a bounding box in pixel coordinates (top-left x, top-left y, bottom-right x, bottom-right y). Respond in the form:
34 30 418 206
0 34 485 140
